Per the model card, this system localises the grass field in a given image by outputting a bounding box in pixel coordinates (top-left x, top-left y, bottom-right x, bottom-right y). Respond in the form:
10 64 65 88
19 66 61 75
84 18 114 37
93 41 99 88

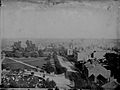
2 57 48 70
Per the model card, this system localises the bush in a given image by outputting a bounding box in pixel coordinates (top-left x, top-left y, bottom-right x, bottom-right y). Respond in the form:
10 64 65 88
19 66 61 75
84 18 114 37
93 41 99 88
14 50 23 58
44 78 56 88
31 52 39 58
38 50 44 57
42 62 55 74
23 52 31 58
49 80 56 88
4 51 14 57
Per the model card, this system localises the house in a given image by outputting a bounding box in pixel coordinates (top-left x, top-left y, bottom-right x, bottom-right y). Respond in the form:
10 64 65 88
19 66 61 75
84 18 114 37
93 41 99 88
85 62 111 83
77 51 90 62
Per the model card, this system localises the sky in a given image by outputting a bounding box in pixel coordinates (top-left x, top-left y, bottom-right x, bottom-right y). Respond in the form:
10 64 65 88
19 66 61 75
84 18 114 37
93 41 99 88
0 1 119 39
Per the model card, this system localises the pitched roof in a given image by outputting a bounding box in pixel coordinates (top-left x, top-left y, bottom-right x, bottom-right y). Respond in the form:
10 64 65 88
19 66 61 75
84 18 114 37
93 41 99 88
86 63 111 79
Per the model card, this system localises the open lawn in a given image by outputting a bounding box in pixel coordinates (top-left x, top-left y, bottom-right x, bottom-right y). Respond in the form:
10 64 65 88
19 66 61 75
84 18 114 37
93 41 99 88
2 57 48 70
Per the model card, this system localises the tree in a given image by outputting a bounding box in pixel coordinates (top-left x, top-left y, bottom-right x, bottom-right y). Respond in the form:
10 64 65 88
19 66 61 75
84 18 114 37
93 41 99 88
14 50 23 58
23 52 30 58
42 62 54 74
38 49 44 57
31 51 39 58
104 53 120 83
44 78 56 88
48 80 56 88
12 41 24 58
25 40 39 58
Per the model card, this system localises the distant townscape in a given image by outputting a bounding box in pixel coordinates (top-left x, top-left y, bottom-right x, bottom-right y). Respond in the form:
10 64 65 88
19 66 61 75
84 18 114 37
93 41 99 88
1 39 120 89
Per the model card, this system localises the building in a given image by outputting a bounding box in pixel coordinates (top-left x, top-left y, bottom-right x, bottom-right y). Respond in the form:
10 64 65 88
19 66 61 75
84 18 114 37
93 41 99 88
85 62 111 83
67 41 74 56
67 48 74 56
77 51 90 62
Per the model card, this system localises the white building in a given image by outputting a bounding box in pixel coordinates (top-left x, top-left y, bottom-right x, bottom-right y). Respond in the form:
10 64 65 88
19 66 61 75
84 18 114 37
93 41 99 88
67 48 73 56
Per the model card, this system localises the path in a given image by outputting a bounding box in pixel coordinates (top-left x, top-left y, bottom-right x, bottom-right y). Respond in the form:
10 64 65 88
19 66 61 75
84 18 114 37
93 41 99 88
57 55 76 72
5 57 42 71
4 57 71 89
